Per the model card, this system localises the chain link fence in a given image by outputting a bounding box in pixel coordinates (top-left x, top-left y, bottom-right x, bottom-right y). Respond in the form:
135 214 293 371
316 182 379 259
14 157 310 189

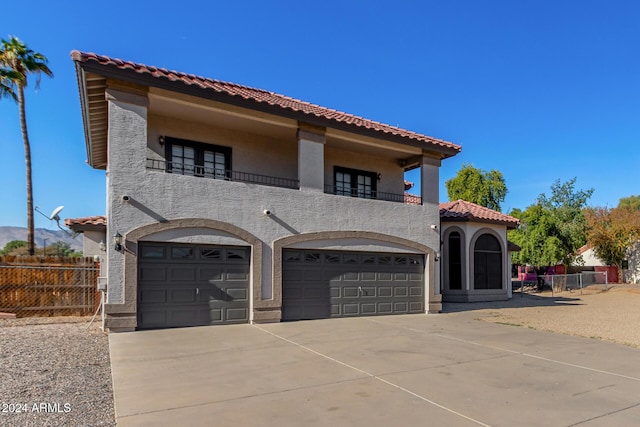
0 256 99 317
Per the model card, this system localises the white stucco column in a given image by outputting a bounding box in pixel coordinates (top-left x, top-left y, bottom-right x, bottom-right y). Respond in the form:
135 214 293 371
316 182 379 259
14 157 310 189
297 125 326 192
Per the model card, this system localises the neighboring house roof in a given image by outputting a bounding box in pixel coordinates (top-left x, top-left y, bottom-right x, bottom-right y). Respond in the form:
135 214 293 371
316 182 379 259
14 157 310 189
404 193 422 206
439 200 520 229
507 241 522 252
64 216 107 233
576 244 591 255
71 51 461 169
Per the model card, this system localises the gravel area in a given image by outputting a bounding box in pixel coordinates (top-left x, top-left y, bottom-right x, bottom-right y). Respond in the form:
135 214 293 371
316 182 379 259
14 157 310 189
448 284 640 348
0 316 115 427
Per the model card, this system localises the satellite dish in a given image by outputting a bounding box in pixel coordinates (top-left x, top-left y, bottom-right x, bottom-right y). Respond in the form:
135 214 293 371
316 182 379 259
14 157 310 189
34 204 78 239
49 206 64 221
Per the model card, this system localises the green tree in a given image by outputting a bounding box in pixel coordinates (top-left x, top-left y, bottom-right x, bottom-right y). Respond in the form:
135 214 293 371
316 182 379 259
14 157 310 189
445 163 507 211
618 195 640 211
509 178 593 268
0 240 27 255
586 206 640 280
0 36 53 255
47 241 82 257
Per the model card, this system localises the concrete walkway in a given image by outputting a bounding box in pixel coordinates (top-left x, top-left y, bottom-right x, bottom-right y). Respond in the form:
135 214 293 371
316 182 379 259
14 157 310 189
109 312 640 426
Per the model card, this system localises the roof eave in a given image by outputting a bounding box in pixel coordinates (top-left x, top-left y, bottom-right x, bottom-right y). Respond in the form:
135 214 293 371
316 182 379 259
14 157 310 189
73 57 461 157
440 216 519 229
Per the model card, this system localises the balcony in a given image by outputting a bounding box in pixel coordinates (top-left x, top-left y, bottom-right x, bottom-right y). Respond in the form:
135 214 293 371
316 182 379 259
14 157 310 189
146 159 299 190
324 184 412 204
147 159 421 205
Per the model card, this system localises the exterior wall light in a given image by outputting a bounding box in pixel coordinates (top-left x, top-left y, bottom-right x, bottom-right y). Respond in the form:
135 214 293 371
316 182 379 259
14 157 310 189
113 232 123 252
99 240 106 252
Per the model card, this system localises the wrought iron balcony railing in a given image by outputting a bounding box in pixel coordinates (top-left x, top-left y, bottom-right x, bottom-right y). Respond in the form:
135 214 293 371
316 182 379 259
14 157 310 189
324 184 410 204
146 159 300 190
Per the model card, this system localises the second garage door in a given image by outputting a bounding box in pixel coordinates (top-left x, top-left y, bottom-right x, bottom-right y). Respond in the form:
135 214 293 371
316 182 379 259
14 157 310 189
282 249 424 321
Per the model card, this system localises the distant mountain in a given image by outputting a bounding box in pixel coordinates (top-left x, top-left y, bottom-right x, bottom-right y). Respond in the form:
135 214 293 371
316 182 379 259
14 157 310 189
0 226 82 252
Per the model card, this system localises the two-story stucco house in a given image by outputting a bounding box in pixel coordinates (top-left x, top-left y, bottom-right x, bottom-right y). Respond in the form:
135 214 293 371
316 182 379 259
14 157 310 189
72 51 462 331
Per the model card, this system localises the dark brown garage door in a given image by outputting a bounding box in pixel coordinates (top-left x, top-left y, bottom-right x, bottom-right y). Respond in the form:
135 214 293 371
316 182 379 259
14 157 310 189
137 242 250 329
282 249 424 321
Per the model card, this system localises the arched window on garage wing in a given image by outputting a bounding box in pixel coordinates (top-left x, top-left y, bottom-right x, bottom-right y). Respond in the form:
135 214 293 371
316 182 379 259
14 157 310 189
474 234 502 290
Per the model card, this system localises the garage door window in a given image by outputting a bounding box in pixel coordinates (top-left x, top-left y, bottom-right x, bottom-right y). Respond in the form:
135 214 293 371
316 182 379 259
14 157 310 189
201 248 222 259
171 247 194 259
141 246 166 259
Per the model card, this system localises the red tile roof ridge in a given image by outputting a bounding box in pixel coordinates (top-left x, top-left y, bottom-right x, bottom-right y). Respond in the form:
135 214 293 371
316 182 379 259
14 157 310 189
439 199 519 227
71 51 460 151
64 215 107 227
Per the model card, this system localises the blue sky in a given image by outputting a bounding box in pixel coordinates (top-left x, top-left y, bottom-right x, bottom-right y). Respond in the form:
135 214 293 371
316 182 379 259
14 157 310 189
1 0 639 230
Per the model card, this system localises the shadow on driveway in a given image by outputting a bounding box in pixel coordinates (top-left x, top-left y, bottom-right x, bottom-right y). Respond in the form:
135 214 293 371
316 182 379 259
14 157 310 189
442 293 583 313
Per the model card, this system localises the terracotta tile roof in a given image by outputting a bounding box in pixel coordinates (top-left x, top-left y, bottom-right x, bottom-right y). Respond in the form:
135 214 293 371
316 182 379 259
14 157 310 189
404 193 422 205
439 200 519 229
576 244 592 255
71 51 461 154
64 215 106 228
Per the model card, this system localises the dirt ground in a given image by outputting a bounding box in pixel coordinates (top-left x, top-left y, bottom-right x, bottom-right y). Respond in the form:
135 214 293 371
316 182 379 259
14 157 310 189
455 284 640 348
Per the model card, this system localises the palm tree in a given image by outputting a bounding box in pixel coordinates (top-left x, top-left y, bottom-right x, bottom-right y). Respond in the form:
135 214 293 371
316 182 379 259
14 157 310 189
0 36 53 255
0 68 19 101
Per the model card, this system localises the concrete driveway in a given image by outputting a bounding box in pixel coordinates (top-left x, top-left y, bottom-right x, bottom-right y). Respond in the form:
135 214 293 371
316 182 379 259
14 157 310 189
109 311 640 426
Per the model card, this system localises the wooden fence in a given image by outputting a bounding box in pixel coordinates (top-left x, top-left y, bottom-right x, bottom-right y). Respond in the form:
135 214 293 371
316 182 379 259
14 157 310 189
0 256 99 317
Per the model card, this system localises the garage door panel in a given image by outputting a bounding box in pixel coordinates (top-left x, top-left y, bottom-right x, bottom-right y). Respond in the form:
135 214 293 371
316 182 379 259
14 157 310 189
362 272 376 281
304 286 328 299
304 270 324 281
208 308 223 322
199 268 224 281
378 272 393 281
169 288 197 303
138 242 250 329
343 304 359 315
139 289 166 304
226 288 248 301
378 287 392 297
343 272 359 281
362 286 376 297
139 267 167 281
226 269 249 281
343 287 359 297
377 302 393 313
138 309 167 326
410 287 423 296
394 302 408 312
394 287 408 297
361 303 376 314
226 308 249 321
394 272 408 281
171 267 196 281
409 301 423 311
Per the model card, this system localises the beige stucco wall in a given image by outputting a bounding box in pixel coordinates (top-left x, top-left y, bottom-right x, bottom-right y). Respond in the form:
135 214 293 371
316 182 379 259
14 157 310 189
147 114 299 181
